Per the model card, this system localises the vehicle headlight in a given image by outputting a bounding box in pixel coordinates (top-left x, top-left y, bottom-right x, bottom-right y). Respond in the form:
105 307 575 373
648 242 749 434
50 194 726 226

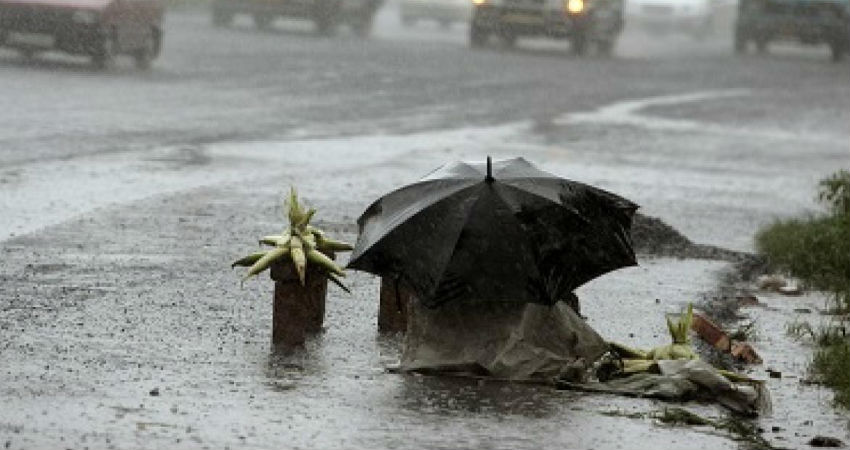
71 10 99 24
472 0 488 6
565 0 584 13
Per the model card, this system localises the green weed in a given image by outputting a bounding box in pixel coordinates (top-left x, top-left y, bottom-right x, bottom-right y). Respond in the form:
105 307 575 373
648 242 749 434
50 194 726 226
756 170 849 408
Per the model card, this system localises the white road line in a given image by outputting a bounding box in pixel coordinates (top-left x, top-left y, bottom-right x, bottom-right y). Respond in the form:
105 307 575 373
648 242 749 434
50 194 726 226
556 89 750 131
556 89 847 144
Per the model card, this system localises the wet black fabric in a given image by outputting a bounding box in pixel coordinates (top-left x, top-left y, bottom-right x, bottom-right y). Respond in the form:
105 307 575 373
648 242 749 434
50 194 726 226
348 157 639 308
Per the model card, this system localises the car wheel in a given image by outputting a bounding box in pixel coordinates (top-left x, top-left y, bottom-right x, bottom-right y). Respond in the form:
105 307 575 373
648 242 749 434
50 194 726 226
133 28 158 70
829 39 846 62
254 13 273 30
470 21 489 48
691 24 710 40
351 12 374 37
755 36 768 54
92 31 117 70
212 9 234 27
595 39 615 57
314 16 338 36
498 30 516 48
571 32 588 56
17 48 37 60
314 1 340 36
734 27 748 54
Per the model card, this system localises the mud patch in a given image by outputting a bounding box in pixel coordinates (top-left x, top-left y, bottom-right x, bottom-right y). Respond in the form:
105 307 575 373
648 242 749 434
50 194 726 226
633 213 759 264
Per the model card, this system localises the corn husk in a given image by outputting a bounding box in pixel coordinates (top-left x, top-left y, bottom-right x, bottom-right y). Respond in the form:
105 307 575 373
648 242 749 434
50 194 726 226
233 187 352 287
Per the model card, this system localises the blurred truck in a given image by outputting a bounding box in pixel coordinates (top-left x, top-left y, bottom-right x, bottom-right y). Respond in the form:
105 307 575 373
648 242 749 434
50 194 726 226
212 0 383 36
469 0 625 55
734 0 850 61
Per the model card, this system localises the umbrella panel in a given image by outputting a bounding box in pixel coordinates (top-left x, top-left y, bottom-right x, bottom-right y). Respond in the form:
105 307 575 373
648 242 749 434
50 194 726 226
428 185 541 307
350 185 482 300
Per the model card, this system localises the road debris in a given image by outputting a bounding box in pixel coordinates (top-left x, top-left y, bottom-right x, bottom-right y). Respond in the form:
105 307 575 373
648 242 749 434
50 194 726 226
691 312 731 351
690 310 763 364
577 305 771 415
756 274 804 296
809 436 845 447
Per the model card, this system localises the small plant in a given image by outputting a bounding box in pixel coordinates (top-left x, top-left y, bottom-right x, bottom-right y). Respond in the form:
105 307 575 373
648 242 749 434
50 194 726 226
232 187 353 290
730 321 758 342
787 319 846 346
756 170 850 312
610 304 712 372
756 170 850 408
813 341 850 408
609 304 762 384
645 303 699 361
817 169 850 217
786 319 816 340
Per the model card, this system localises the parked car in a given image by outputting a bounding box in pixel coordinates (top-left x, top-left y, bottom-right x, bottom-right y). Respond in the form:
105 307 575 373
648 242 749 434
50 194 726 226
624 0 714 38
0 0 164 68
734 0 849 61
211 0 383 36
399 0 472 27
469 0 625 55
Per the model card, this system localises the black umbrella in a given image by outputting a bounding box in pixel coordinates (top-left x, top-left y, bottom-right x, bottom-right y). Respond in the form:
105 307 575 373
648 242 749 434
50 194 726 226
348 157 638 308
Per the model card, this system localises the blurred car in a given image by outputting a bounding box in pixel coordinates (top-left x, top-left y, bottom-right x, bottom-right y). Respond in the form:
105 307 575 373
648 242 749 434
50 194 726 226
211 0 383 36
624 0 714 37
0 0 164 68
399 0 472 27
734 0 849 61
469 0 625 55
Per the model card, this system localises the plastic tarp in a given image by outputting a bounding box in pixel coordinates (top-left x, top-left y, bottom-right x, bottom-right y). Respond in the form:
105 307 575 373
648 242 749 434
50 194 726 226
557 359 772 416
397 298 770 415
399 299 608 380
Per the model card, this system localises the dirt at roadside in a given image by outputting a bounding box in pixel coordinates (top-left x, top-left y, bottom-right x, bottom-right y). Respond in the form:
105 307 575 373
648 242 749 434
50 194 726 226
632 213 763 266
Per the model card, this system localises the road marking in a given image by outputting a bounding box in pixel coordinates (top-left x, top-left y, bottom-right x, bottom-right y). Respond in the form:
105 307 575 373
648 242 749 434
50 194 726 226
556 89 750 132
555 89 847 144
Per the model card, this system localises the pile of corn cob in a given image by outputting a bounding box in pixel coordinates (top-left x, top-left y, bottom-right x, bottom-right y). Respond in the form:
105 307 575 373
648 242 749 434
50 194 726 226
609 303 755 382
232 187 353 291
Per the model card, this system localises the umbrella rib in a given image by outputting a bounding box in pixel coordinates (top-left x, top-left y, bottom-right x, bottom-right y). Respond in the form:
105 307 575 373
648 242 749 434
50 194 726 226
423 184 488 302
501 177 638 212
489 183 546 286
492 182 632 301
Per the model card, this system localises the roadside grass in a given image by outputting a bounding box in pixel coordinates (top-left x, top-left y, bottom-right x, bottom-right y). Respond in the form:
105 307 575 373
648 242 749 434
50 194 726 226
756 214 849 308
756 170 849 408
813 341 850 408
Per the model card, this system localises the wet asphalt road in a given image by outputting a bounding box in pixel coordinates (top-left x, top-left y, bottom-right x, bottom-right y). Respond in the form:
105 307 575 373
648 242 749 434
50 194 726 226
1 4 849 450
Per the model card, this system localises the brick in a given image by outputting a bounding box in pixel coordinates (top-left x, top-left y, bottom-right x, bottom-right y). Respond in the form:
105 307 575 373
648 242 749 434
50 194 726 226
691 313 731 352
731 341 763 364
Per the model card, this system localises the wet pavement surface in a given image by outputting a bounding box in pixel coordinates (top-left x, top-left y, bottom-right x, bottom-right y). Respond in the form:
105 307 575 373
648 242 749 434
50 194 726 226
1 4 849 449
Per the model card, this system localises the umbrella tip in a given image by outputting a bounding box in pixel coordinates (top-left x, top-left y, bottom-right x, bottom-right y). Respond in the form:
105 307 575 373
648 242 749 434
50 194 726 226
485 156 494 183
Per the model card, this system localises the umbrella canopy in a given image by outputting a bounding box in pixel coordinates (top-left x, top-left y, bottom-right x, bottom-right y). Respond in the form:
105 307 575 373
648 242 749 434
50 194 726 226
348 157 638 308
